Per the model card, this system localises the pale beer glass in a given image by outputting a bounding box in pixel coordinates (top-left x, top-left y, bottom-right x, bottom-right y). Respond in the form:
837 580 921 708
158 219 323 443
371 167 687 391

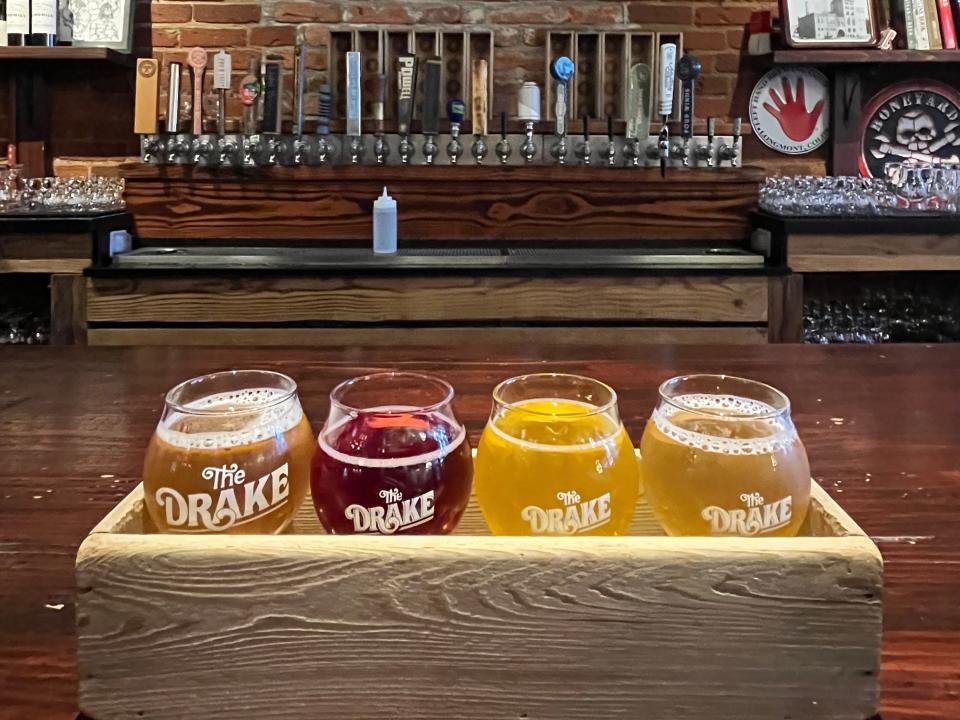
475 373 640 536
143 370 314 534
640 374 810 537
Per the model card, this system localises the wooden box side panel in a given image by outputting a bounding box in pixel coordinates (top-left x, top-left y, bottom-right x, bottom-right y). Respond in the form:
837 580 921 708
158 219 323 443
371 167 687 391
77 531 882 720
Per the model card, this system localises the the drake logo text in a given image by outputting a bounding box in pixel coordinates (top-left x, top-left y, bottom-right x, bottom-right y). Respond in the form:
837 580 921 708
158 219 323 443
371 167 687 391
344 489 435 534
521 490 612 535
701 492 793 536
155 462 290 531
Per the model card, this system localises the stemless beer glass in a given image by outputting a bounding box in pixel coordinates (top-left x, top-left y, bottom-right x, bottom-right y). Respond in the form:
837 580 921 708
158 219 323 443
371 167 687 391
311 372 473 534
475 373 639 536
143 370 314 534
641 374 811 537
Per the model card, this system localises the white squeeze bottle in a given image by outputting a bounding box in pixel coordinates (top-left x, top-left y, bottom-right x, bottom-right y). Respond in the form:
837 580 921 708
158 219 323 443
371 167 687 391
373 186 397 254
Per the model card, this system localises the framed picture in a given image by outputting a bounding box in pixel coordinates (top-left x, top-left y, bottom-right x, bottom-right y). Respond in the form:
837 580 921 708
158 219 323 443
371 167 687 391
781 0 880 47
71 0 134 53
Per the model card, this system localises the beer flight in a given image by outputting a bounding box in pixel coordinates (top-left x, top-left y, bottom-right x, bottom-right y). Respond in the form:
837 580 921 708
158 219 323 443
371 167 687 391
142 370 811 538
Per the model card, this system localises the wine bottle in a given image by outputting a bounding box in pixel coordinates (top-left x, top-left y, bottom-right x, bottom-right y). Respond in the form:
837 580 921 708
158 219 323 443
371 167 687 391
28 0 56 46
6 0 28 46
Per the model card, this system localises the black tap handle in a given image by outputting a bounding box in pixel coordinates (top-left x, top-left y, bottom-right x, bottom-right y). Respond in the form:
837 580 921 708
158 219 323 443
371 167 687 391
582 114 590 139
501 110 508 139
607 114 614 140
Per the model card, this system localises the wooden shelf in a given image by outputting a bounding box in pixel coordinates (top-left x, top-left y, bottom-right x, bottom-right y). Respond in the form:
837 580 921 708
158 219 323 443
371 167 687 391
773 48 960 64
0 46 134 66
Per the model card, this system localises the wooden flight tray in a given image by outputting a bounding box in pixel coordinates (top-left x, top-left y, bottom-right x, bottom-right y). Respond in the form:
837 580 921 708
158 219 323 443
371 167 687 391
76 478 882 720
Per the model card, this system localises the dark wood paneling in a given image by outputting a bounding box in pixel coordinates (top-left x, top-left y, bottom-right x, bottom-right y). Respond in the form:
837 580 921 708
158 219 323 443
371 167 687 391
50 274 87 346
86 274 769 324
86 325 768 347
122 165 764 242
767 273 803 343
1 344 960 719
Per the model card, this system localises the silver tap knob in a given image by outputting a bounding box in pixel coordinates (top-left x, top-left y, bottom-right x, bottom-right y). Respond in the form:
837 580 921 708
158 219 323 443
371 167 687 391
471 135 487 164
317 137 331 165
696 117 717 167
551 136 568 165
398 135 415 164
143 137 162 163
190 136 214 165
374 134 390 165
625 138 645 166
165 137 188 164
718 117 742 167
605 116 616 166
292 136 308 166
242 136 258 166
217 136 238 165
447 124 464 164
671 137 692 167
520 121 537 163
423 135 439 165
262 136 280 166
349 135 364 164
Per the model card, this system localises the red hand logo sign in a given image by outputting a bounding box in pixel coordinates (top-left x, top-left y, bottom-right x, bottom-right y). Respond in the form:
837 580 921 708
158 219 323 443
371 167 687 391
762 77 825 142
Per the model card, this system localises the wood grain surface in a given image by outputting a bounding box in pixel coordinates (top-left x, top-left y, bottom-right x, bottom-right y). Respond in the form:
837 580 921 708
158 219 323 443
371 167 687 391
76 478 882 720
122 165 762 242
790 233 960 273
85 275 768 324
1 344 959 719
85 326 769 347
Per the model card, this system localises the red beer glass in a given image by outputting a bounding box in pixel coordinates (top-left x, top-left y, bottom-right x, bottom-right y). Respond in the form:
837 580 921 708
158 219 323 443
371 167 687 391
311 372 473 534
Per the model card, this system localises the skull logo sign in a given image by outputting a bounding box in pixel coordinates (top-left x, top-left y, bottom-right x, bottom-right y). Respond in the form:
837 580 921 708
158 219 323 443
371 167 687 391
860 81 960 178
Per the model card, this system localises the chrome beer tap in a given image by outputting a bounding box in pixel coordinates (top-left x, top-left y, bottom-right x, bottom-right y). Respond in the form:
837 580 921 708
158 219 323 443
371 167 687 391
397 53 418 164
696 117 717 167
657 42 677 177
143 136 162 163
718 117 742 167
575 114 592 166
316 84 333 165
446 98 465 164
242 135 259 166
190 136 214 164
605 114 617 166
625 63 651 167
372 73 390 165
261 135 280 166
217 135 238 164
674 51 700 167
517 82 540 164
496 111 512 164
470 58 489 164
549 56 574 165
165 136 188 164
346 51 364 164
291 38 307 166
421 58 442 165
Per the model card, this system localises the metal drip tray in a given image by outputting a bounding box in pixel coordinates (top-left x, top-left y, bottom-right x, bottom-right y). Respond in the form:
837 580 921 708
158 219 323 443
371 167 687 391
109 244 764 270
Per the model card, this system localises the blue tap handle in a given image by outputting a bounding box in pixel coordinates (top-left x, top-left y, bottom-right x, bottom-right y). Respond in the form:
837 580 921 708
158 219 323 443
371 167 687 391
550 56 575 82
447 98 465 124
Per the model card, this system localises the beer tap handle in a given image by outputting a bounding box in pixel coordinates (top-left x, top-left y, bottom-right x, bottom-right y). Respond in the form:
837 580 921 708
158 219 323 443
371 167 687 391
517 81 540 164
446 98 465 164
372 74 389 164
422 58 441 136
212 50 232 136
703 116 717 167
421 58 442 164
166 61 182 134
187 48 207 136
262 60 283 135
346 51 363 163
578 113 591 165
471 59 488 164
677 52 701 167
658 42 677 177
496 110 512 164
316 83 333 163
293 39 306 136
625 63 651 166
134 59 160 136
397 54 418 164
239 59 260 136
550 56 575 165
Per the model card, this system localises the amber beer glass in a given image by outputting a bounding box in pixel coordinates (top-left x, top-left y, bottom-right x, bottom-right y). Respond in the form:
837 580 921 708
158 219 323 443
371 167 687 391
143 370 314 533
311 372 473 534
641 374 811 537
475 373 639 536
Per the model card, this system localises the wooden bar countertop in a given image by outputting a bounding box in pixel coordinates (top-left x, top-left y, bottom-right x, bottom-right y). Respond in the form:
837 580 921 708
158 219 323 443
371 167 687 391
1 344 958 720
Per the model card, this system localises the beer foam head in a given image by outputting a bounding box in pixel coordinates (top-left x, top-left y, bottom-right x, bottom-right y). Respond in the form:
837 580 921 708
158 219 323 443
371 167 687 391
318 407 467 468
489 397 624 452
157 387 304 449
652 393 795 455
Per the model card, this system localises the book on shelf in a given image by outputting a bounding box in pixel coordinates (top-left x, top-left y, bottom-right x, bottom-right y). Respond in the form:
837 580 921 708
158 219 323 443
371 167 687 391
913 0 931 48
938 0 958 47
900 0 918 47
925 0 945 46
